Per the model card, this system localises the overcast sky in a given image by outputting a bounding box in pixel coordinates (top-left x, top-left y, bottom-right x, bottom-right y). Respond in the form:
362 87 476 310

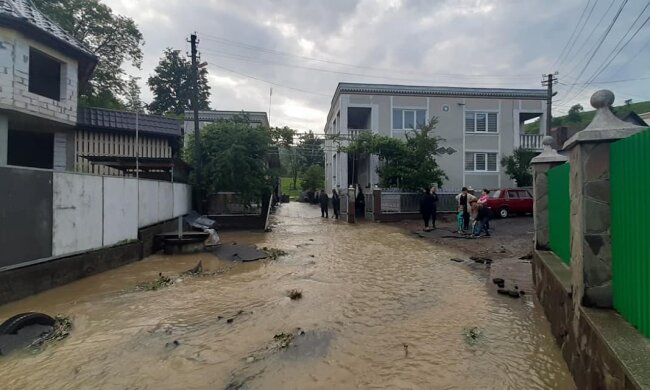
103 0 650 131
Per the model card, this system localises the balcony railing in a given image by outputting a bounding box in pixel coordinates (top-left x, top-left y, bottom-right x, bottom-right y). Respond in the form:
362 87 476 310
520 134 544 150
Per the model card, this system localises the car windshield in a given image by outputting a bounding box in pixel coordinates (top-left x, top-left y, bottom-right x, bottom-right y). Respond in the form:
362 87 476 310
491 190 501 198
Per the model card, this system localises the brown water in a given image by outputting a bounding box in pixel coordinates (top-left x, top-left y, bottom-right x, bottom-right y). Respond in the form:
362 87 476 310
0 202 574 389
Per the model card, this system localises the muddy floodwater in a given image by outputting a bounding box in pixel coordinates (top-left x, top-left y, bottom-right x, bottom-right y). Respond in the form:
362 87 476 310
0 203 574 389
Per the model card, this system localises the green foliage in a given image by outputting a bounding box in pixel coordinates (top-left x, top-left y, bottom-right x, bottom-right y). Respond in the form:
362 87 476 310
124 76 144 113
184 119 271 204
280 177 302 198
344 117 446 191
567 104 584 123
270 126 297 148
34 0 144 106
298 131 324 168
147 48 211 116
500 147 538 187
301 164 325 191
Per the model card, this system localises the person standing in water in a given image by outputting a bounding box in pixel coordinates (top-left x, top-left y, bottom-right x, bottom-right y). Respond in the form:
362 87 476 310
331 189 341 219
456 187 476 232
319 189 329 218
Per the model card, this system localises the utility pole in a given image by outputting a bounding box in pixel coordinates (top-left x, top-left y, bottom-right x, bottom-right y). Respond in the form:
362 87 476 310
189 33 203 212
541 72 558 135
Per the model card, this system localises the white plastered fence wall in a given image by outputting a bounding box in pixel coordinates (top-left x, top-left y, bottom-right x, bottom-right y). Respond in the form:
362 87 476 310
52 172 191 256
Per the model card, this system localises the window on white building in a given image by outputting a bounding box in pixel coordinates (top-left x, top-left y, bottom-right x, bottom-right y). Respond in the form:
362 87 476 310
465 112 498 133
465 152 498 172
392 109 426 130
29 48 62 101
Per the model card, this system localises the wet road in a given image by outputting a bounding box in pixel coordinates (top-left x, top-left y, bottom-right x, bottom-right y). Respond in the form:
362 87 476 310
0 202 574 389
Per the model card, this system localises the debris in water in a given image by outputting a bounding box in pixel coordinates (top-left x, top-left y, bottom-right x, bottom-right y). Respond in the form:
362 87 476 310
28 314 72 351
464 327 482 345
519 253 533 260
273 332 295 349
264 248 287 260
470 256 493 264
403 343 409 357
287 289 303 300
182 260 203 275
246 356 255 363
227 318 234 324
450 258 465 263
136 273 174 291
165 340 180 349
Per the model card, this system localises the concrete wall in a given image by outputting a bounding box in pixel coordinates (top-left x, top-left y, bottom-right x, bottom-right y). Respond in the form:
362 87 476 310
0 27 79 125
103 176 138 247
0 166 53 267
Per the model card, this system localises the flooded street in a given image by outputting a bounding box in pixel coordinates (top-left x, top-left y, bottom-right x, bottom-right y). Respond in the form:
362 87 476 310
0 202 574 389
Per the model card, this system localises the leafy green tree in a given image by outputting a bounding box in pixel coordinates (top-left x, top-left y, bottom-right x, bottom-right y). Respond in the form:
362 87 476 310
500 147 538 187
297 131 324 168
124 76 144 113
567 104 584 123
184 118 271 204
270 126 297 148
301 164 325 191
33 0 143 106
147 49 211 116
345 117 446 190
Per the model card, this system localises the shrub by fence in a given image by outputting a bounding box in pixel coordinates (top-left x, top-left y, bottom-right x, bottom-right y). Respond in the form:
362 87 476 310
611 128 650 338
548 163 571 265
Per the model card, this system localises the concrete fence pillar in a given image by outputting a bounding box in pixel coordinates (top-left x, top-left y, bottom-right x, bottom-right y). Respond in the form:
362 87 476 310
531 136 568 250
347 185 355 223
563 90 646 308
0 114 7 166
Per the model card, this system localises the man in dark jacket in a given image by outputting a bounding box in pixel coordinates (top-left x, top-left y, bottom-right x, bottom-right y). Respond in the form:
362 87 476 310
419 188 435 231
319 190 329 218
431 187 439 229
331 189 341 219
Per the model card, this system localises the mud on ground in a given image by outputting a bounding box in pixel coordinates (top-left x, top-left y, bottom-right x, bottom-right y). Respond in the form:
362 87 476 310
387 215 535 293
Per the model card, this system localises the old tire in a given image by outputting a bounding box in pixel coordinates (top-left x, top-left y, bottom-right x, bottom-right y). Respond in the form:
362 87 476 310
498 207 509 218
0 312 55 335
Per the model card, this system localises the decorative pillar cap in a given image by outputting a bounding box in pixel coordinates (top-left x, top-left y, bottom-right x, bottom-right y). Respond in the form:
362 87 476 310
563 90 646 150
531 136 568 164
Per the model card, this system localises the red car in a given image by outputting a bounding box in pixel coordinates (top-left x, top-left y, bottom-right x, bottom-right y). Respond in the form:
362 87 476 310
484 188 533 218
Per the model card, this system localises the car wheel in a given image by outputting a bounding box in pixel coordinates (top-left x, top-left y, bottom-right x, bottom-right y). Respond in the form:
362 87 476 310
499 207 509 218
0 312 55 335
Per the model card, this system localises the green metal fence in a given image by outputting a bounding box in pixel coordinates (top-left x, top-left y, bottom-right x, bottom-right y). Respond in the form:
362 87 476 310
548 163 571 265
611 128 650 338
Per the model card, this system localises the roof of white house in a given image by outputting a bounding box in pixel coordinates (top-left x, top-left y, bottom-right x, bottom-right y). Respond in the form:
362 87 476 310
184 110 270 127
336 82 548 100
0 0 97 75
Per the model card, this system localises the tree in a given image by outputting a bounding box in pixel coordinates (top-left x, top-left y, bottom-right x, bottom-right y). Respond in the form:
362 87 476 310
567 104 584 123
184 118 272 204
124 77 144 113
34 0 144 107
500 147 538 187
270 126 297 148
297 131 324 168
147 48 211 116
345 117 446 191
301 164 325 191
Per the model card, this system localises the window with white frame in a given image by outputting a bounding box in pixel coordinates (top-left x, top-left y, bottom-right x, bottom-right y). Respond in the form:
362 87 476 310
392 109 426 130
465 152 498 172
465 112 498 133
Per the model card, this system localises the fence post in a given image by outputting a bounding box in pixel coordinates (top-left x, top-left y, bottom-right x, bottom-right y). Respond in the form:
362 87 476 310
531 136 568 250
347 185 355 223
563 90 646 309
373 186 381 222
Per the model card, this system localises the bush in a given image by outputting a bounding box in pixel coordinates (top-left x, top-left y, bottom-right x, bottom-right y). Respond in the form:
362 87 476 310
301 164 324 191
500 148 538 187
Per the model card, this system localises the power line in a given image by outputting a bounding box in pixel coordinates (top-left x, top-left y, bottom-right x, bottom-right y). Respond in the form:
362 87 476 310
201 49 541 87
559 0 629 104
559 75 650 86
198 32 539 80
555 0 599 70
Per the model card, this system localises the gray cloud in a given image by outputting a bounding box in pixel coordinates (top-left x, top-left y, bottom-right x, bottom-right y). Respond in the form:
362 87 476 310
105 0 650 130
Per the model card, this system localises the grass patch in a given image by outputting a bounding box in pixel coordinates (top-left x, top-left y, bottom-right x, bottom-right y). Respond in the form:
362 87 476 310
280 177 302 200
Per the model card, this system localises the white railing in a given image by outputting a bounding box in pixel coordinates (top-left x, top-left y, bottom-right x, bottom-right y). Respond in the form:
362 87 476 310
520 134 544 150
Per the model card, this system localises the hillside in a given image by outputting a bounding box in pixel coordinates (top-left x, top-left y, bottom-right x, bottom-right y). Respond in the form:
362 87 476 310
525 100 650 133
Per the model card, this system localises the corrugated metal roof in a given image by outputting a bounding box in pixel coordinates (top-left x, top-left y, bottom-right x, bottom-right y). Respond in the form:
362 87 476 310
337 82 548 99
184 110 270 127
77 107 182 137
0 0 95 59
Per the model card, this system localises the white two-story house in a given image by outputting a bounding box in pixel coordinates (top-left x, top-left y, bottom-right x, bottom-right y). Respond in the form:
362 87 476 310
324 82 548 193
